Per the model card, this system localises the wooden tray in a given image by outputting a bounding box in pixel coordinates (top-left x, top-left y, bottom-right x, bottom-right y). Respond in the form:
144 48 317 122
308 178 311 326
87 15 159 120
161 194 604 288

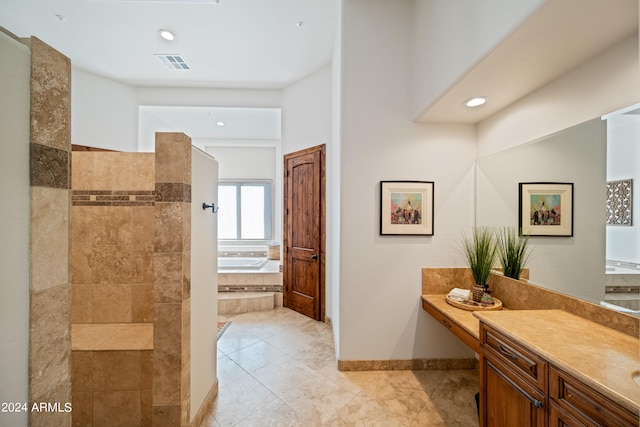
445 294 503 311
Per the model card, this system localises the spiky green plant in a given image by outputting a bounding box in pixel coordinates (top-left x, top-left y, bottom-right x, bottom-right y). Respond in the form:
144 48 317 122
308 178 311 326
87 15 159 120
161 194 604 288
460 227 498 287
496 227 532 280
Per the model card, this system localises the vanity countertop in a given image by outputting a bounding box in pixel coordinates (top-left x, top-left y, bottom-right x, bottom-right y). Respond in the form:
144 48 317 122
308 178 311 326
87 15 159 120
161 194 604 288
422 294 480 340
474 309 640 416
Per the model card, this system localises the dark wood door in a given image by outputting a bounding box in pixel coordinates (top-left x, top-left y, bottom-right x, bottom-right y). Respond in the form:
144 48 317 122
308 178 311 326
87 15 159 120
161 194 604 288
283 145 325 320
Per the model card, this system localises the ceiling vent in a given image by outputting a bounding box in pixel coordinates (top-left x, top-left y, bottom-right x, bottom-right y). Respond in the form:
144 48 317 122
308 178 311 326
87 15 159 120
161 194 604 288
155 54 190 70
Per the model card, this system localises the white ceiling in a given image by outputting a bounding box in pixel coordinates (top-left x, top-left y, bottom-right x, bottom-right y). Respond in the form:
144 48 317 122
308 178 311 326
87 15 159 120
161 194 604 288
417 0 639 123
0 0 339 142
0 0 339 89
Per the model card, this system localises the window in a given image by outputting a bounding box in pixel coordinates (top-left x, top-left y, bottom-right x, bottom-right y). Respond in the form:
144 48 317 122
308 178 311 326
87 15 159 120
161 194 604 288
218 181 272 240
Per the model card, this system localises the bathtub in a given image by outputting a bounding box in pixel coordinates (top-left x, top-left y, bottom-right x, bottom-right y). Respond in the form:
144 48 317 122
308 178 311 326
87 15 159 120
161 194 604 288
218 257 268 270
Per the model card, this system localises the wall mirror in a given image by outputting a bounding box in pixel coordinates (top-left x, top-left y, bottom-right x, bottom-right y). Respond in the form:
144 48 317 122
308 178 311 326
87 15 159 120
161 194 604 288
475 105 639 314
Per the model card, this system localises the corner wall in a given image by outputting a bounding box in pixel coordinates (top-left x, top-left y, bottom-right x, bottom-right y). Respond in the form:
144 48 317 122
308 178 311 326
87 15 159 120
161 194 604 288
339 0 476 362
0 28 30 427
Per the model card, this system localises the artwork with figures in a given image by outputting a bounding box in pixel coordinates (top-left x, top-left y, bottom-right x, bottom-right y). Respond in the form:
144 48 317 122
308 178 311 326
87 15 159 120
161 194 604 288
606 179 633 226
390 192 422 225
380 181 434 235
519 182 573 237
529 194 562 226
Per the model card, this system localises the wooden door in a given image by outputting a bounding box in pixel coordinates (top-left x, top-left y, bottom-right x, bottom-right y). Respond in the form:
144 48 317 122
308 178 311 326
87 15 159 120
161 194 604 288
283 145 325 320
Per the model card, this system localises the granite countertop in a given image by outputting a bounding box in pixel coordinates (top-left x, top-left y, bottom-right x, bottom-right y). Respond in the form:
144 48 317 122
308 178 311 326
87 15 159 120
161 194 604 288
474 309 640 416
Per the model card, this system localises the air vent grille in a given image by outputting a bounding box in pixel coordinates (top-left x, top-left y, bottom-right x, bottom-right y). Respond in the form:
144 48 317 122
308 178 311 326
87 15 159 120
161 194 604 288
155 54 190 70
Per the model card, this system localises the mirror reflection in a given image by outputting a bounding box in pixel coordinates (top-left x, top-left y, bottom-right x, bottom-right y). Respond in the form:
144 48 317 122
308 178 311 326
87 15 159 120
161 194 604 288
476 105 639 315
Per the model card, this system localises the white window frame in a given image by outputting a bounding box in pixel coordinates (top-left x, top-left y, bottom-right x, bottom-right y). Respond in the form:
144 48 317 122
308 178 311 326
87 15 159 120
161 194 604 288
218 180 273 241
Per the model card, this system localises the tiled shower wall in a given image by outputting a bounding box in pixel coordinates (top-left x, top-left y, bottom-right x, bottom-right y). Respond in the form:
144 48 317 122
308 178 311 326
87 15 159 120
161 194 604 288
71 152 155 323
27 36 73 427
153 133 192 426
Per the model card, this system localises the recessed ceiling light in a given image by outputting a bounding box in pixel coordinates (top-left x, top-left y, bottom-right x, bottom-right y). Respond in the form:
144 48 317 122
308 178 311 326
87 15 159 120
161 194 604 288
465 97 487 108
216 121 225 126
158 29 175 41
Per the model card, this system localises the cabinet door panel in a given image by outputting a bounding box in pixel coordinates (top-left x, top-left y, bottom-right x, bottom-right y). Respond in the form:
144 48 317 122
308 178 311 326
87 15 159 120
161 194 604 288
549 367 638 427
484 357 546 427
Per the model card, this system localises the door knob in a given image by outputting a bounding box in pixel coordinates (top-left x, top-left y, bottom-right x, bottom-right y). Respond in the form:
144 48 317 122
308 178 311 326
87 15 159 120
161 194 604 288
311 254 318 260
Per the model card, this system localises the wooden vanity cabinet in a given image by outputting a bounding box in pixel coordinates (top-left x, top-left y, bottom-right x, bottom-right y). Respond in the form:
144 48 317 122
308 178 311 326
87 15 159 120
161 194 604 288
549 367 638 427
480 324 548 427
480 323 639 427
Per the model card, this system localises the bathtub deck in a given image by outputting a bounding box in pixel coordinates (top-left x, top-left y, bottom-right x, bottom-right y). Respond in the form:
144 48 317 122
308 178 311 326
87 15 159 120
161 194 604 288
218 292 283 315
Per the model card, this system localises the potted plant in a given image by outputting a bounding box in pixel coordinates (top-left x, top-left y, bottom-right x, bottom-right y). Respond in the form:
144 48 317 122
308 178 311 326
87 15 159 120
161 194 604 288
460 227 498 302
496 227 533 280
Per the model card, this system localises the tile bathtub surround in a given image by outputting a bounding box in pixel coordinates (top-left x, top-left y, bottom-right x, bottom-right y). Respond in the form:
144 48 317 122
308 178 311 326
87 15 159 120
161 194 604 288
28 36 73 427
204 308 480 426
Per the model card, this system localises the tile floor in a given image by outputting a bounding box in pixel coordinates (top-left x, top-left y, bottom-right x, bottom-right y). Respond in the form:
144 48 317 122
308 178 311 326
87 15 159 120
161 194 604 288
200 307 479 427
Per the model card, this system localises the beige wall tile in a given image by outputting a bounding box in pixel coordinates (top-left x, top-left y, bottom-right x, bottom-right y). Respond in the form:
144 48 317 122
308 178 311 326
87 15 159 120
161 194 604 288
29 285 71 401
29 37 70 152
154 202 185 253
154 303 182 355
141 390 153 427
181 300 190 370
132 284 154 323
155 133 191 184
91 284 132 323
71 243 93 285
71 283 92 323
154 253 183 303
92 152 133 191
152 405 181 427
71 152 94 190
31 187 69 292
93 391 141 427
131 153 155 191
130 245 154 284
93 351 141 391
140 351 153 391
71 391 92 427
71 351 93 392
152 353 181 405
182 251 191 300
28 381 72 427
131 206 155 244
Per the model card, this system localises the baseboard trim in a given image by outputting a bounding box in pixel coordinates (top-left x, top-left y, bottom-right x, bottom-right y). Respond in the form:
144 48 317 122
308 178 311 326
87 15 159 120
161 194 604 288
190 379 219 427
337 358 476 372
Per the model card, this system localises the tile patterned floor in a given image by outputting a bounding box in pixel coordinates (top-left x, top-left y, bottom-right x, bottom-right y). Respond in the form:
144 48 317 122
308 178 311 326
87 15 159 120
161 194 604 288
200 307 479 427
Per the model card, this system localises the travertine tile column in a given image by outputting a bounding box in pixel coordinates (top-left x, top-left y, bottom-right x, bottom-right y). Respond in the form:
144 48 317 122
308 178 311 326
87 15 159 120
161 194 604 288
153 133 192 426
27 36 72 427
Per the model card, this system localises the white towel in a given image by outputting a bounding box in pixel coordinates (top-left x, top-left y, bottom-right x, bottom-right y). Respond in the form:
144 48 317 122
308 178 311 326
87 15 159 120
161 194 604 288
448 287 471 302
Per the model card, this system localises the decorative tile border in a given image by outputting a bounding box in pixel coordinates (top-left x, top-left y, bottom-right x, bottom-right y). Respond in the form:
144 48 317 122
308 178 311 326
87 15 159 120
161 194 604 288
218 285 283 293
72 190 156 206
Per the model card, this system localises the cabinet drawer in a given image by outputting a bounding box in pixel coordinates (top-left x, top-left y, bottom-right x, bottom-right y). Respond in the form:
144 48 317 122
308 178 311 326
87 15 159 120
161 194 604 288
423 301 479 353
549 367 639 427
481 324 547 392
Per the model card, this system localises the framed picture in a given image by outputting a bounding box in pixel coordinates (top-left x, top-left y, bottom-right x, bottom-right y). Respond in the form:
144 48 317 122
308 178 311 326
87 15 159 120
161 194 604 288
380 181 434 235
519 182 573 237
